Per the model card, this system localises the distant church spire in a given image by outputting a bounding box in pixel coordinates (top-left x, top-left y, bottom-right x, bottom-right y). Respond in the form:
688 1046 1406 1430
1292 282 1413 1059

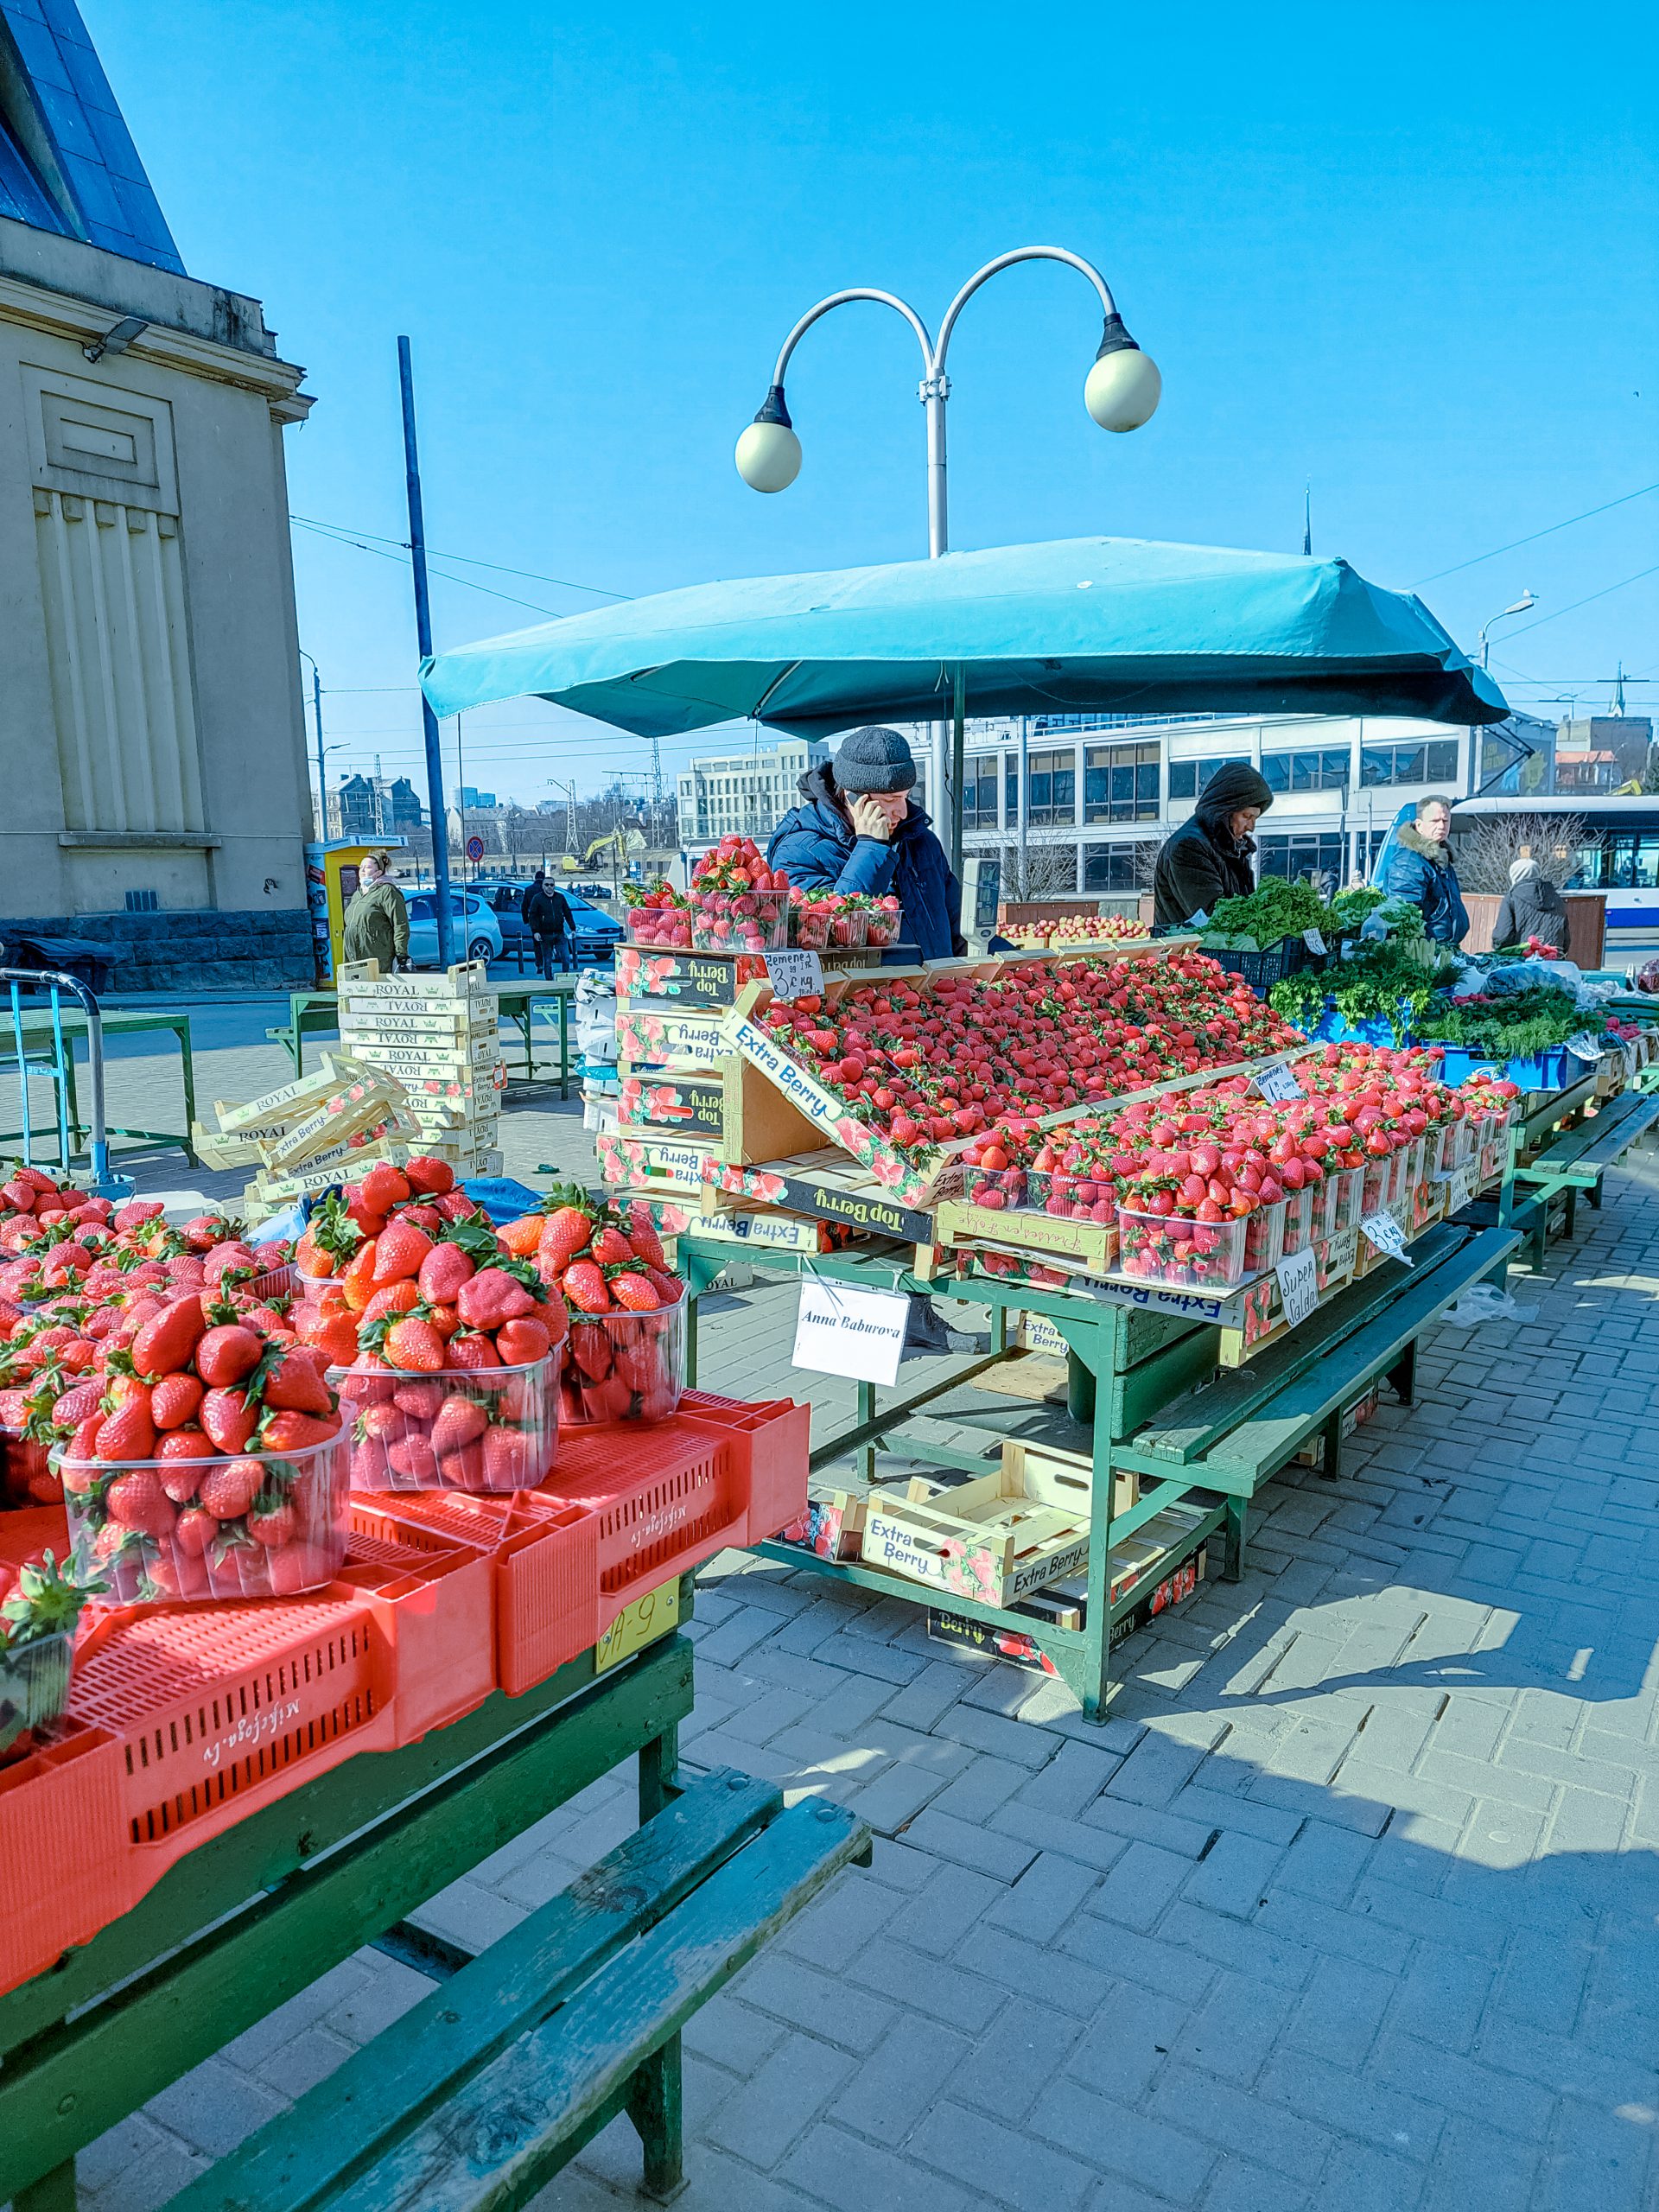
1610 663 1628 717
1302 485 1313 558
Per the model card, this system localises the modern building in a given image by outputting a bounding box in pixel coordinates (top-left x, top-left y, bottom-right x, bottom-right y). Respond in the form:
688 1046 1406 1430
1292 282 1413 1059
0 1 316 988
677 740 829 849
450 785 497 810
329 774 424 842
906 709 1560 898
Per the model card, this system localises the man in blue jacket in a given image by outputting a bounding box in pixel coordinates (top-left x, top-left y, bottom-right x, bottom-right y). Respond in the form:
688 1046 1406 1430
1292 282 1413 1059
1381 795 1469 946
768 726 967 963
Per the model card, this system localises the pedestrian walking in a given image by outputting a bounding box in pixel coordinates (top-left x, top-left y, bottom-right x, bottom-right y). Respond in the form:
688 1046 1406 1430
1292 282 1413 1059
522 869 576 977
1493 855 1567 952
340 854 410 973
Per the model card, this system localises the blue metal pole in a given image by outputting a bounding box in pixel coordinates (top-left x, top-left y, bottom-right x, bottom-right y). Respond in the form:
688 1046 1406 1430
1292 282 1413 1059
397 335 455 969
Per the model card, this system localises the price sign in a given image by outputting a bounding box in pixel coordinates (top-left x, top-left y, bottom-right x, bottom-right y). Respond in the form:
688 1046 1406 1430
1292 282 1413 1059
1254 1061 1305 1103
792 1280 909 1386
1360 1210 1414 1266
763 948 825 1001
1566 1031 1605 1062
1441 1163 1475 1213
1303 929 1328 957
1274 1246 1320 1329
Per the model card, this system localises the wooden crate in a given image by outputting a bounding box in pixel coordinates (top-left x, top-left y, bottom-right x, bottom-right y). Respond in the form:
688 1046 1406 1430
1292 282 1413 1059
596 1129 724 1198
861 1442 1134 1608
935 1196 1117 1274
1217 1224 1361 1366
614 1004 731 1071
702 1150 938 1244
779 1485 868 1560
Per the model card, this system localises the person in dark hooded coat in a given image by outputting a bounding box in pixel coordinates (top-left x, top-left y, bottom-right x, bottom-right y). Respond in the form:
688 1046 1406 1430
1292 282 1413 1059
1492 856 1568 952
1151 763 1275 926
768 726 965 963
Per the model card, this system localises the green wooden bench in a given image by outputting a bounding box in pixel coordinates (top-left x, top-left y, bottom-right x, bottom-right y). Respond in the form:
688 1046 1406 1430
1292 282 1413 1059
162 1769 867 2211
1113 1223 1519 1562
1506 1084 1659 1267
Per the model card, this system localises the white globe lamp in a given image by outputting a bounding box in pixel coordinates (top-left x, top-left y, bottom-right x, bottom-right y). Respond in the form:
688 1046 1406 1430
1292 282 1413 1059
735 385 802 492
1084 316 1161 433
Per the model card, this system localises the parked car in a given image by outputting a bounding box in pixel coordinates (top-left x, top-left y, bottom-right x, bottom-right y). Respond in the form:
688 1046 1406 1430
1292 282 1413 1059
404 892 502 969
483 881 623 965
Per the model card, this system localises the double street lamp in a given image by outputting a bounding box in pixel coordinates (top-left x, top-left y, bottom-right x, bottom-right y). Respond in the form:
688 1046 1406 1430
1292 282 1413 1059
734 246 1160 845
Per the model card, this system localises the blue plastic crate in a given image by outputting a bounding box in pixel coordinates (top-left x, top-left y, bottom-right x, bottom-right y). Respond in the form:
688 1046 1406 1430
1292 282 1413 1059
1425 1044 1573 1090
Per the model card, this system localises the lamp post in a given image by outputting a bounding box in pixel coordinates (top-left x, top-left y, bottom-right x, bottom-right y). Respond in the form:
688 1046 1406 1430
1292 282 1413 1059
735 246 1160 868
298 649 327 838
1478 591 1536 670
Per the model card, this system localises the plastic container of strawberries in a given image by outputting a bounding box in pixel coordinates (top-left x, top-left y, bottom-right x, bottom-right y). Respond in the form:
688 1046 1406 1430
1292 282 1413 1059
334 1354 559 1493
57 1433 350 1603
1116 1207 1252 1289
791 899 868 951
690 893 790 953
625 908 693 950
0 1629 73 1761
559 1287 687 1426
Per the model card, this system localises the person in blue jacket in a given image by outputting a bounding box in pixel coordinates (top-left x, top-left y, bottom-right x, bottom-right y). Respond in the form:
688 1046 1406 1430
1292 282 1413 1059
1380 794 1470 945
768 726 967 963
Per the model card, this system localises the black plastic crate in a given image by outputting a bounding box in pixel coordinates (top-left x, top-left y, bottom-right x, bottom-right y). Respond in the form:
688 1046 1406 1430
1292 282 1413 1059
1205 934 1311 995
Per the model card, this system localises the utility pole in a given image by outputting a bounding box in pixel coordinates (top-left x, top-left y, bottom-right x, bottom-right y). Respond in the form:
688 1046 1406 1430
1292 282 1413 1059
397 336 455 964
299 650 326 838
454 712 467 882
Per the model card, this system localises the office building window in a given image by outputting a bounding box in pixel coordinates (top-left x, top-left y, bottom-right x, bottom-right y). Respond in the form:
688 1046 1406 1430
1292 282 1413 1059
1084 742 1160 823
1259 832 1346 889
1027 748 1076 825
1083 844 1143 893
963 756 1001 828
1168 754 1251 800
1262 748 1351 793
1359 739 1459 787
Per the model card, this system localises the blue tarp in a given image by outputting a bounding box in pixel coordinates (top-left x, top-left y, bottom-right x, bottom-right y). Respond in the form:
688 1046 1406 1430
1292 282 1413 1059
420 534 1509 738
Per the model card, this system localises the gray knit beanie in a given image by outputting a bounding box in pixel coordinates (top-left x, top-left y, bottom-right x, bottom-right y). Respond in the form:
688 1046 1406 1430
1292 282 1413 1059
835 726 918 795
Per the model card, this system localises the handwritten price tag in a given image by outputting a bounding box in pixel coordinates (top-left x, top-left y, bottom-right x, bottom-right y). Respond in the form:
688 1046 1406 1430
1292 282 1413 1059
1275 1247 1320 1328
1566 1031 1605 1062
1360 1210 1414 1266
792 1280 908 1386
763 949 825 1001
1440 1164 1476 1214
1303 929 1328 957
1254 1061 1305 1103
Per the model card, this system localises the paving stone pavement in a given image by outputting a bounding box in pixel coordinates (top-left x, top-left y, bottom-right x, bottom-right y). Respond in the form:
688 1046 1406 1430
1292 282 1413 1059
27 1018 1659 2212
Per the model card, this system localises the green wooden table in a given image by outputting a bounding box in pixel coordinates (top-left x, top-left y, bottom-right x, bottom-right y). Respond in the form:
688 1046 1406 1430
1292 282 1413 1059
0 1612 694 2211
0 1007 195 1166
270 979 575 1095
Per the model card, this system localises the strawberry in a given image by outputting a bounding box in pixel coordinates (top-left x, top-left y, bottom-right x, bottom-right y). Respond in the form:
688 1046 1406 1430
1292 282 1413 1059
591 1225 636 1267
457 1268 533 1330
494 1316 551 1365
381 1315 443 1372
388 1434 439 1484
404 1155 455 1195
260 1347 336 1415
105 1466 174 1535
51 1379 104 1427
446 1331 501 1371
538 1207 594 1271
372 1217 433 1285
430 1394 488 1455
200 1385 259 1453
433 1192 481 1223
361 1281 422 1325
150 1372 204 1430
174 1507 218 1555
562 1261 612 1314
578 1374 635 1423
247 1500 298 1547
195 1324 263 1387
607 1270 661 1312
417 1241 475 1306
499 1214 545 1256
569 1326 613 1381
341 1240 380 1311
626 1206 669 1269
397 1203 443 1233
528 1294 569 1348
97 1400 156 1461
113 1198 164 1233
482 1425 537 1486
300 1311 360 1369
68 1412 105 1464
437 1443 486 1486
645 1267 682 1306
199 1458 264 1520
258 1408 339 1451
359 1162 411 1215
157 1425 217 1460
159 1456 206 1503
352 1435 391 1484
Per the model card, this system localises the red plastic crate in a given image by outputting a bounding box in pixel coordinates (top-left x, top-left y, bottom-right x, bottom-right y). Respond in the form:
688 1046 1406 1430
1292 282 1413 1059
339 1503 498 1742
673 1392 810 1546
0 1716 131 1998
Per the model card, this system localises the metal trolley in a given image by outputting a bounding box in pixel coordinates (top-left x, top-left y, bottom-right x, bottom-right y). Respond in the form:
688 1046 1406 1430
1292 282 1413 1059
0 969 133 1198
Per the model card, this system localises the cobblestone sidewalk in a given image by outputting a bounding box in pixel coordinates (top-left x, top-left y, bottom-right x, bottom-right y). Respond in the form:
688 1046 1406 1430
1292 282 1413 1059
38 1033 1659 2212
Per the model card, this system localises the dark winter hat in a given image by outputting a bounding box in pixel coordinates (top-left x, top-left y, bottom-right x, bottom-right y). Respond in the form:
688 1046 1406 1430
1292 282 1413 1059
1196 762 1274 816
835 725 918 795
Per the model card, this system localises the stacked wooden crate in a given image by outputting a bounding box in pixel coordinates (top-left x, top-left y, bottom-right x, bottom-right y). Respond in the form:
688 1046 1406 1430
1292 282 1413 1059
193 1054 420 1217
335 960 505 1179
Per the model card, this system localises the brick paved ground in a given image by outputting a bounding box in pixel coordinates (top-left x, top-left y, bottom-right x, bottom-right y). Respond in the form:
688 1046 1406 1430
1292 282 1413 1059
23 1012 1659 2211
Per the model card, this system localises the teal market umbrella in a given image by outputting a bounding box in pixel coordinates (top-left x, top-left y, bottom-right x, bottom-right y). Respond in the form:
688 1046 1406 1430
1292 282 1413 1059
421 534 1509 736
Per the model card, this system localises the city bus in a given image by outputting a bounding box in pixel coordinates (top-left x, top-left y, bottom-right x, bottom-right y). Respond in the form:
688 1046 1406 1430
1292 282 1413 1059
1448 794 1659 962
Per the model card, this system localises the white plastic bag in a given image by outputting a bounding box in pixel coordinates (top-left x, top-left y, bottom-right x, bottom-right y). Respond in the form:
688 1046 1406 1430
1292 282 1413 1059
1440 1283 1537 1327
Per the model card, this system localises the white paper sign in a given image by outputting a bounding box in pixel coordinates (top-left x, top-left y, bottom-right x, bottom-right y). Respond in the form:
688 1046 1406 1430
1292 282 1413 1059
1566 1031 1606 1062
1303 929 1328 957
1275 1247 1320 1328
764 948 825 1001
1254 1061 1305 1103
792 1280 909 1386
1360 1210 1414 1265
1440 1163 1476 1214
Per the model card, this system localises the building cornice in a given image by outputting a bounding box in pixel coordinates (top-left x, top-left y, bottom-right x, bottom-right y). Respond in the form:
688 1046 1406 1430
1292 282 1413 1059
0 271 313 423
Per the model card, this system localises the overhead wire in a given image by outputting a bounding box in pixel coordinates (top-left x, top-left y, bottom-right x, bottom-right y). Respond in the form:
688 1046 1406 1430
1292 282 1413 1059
1412 481 1659 586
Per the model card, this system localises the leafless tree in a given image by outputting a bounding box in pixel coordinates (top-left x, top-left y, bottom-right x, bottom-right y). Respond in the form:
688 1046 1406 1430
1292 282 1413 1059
1457 811 1591 893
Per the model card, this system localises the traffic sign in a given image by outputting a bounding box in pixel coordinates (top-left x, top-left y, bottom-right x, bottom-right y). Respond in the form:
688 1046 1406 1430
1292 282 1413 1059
465 836 485 862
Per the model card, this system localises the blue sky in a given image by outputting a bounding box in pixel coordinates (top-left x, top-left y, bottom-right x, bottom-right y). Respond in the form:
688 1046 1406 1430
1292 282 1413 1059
87 0 1658 803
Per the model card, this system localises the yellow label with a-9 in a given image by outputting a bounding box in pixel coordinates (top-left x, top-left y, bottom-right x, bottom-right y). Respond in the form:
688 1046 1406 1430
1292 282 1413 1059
594 1578 683 1673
